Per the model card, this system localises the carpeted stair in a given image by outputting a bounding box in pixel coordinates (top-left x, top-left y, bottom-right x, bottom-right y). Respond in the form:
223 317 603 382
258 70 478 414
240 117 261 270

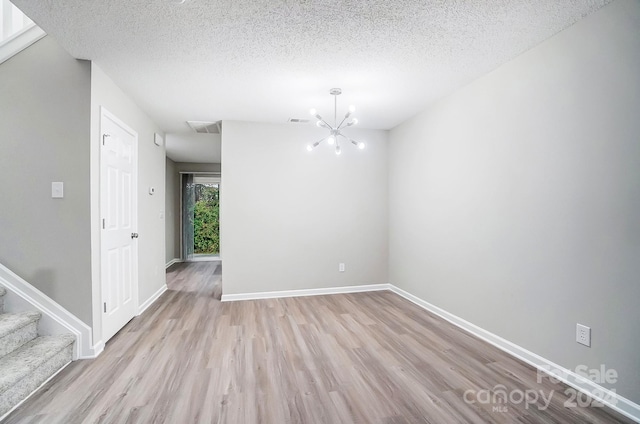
0 285 75 418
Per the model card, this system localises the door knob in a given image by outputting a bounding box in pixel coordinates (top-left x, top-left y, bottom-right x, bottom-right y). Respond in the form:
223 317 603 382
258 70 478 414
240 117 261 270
131 233 139 239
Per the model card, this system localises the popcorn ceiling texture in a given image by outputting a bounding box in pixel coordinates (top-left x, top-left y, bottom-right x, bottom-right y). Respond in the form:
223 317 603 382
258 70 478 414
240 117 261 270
14 0 611 132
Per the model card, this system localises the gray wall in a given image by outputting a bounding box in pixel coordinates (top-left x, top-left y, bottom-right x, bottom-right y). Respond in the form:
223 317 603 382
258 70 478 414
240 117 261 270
0 36 93 325
90 63 166 343
221 121 388 295
165 157 180 263
389 0 640 403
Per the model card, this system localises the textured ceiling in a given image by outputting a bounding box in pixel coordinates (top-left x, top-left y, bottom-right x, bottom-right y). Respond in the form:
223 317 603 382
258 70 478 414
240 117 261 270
14 0 611 133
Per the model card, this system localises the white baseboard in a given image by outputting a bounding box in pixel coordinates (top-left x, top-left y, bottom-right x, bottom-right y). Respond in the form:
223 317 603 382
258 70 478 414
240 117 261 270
221 283 390 302
83 273 637 421
137 284 168 315
165 258 182 269
187 256 220 262
89 341 105 359
388 285 640 423
0 263 94 360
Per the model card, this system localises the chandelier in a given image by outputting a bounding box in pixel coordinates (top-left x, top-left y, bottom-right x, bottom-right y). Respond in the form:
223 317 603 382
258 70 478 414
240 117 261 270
307 88 365 155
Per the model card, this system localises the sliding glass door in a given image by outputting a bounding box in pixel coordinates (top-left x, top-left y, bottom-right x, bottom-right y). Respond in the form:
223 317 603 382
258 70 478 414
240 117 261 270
182 173 220 261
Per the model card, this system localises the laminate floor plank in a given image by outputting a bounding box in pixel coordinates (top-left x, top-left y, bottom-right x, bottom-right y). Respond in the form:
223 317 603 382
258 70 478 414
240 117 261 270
3 261 634 423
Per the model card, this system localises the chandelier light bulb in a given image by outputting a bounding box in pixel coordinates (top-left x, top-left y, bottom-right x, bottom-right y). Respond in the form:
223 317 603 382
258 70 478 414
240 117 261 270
358 142 365 149
327 136 335 145
306 144 313 151
316 120 322 127
348 105 356 113
309 108 317 116
335 145 341 155
352 118 358 125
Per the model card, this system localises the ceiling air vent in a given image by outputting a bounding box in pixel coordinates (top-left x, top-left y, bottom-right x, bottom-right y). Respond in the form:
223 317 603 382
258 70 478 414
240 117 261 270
288 118 310 124
186 120 220 134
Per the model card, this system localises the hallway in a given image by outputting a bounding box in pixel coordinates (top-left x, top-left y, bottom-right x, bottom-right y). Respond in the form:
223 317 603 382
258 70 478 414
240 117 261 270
165 261 222 299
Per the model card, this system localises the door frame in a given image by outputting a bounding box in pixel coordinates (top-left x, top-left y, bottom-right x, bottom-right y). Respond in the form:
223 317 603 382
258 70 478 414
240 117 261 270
179 172 221 262
99 106 139 343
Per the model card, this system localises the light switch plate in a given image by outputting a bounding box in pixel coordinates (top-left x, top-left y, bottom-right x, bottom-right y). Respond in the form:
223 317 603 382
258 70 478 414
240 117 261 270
52 182 64 198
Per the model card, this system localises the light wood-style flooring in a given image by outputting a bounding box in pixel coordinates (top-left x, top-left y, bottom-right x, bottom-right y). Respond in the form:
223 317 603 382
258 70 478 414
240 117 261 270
3 262 633 423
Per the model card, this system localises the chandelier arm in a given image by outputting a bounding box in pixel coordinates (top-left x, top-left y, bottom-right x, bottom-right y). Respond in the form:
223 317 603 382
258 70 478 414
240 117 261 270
314 113 333 129
339 133 362 147
315 114 334 130
346 137 359 146
307 137 327 151
336 115 349 130
336 133 355 143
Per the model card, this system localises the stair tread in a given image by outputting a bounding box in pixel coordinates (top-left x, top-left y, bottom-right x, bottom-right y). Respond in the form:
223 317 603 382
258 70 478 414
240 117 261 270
0 311 41 339
0 335 75 394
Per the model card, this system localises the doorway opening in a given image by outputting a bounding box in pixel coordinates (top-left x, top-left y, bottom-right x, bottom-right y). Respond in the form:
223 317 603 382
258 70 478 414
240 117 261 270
182 173 220 262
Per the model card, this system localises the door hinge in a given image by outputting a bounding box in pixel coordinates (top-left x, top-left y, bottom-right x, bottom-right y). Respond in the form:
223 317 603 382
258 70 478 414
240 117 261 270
103 302 107 313
102 219 105 229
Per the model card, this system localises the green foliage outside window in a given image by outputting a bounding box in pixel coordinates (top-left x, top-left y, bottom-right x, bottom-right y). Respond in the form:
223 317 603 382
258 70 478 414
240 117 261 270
193 184 219 254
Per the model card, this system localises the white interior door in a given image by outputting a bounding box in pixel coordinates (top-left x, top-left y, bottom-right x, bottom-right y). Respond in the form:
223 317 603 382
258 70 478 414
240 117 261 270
100 108 138 343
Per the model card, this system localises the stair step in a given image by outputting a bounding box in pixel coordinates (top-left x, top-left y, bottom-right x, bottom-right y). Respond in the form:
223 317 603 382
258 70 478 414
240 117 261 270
0 286 5 314
0 335 75 417
0 311 41 358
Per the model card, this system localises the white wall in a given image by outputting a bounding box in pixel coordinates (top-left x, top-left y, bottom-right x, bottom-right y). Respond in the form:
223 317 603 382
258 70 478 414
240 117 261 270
166 133 221 163
389 0 640 404
221 121 388 295
90 63 166 344
0 36 93 325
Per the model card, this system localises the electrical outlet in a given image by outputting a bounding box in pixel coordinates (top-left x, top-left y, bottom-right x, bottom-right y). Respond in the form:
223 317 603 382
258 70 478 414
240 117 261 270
576 324 591 347
339 263 345 272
